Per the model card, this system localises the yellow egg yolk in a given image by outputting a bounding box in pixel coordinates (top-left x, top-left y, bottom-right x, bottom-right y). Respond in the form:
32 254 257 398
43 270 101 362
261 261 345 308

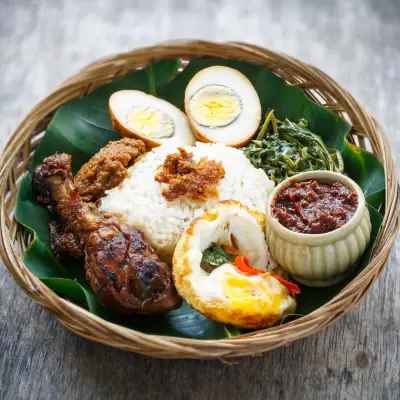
188 85 242 128
222 274 283 314
126 106 174 138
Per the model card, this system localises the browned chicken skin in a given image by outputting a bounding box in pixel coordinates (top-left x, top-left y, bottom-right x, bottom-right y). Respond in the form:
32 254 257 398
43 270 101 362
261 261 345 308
32 153 181 314
74 138 146 202
48 220 84 259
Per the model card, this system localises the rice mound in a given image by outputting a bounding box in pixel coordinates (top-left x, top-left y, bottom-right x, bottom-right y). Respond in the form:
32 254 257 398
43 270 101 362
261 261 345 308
99 142 275 260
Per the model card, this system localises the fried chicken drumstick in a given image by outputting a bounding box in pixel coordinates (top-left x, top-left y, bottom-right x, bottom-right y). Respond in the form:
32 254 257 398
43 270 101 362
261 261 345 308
33 153 181 314
74 138 146 202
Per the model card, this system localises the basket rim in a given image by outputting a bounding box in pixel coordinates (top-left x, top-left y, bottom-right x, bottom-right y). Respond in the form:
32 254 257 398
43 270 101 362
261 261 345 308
0 40 399 359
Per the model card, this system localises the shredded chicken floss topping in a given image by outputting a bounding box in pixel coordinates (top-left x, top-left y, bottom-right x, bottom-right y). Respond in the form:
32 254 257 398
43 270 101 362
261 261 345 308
154 148 225 201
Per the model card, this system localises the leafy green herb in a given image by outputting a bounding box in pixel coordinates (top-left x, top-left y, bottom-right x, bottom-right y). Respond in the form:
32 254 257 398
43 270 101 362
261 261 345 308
243 110 344 184
201 243 235 268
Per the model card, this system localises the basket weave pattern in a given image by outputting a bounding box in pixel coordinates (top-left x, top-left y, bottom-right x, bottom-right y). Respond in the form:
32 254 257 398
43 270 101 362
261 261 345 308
0 41 399 360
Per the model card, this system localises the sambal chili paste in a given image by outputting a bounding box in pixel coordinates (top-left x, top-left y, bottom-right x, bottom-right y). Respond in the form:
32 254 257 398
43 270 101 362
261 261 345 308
272 180 358 234
155 148 225 202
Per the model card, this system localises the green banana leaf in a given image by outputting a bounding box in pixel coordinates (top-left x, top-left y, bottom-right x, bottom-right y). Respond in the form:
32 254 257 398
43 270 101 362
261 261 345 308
15 57 385 339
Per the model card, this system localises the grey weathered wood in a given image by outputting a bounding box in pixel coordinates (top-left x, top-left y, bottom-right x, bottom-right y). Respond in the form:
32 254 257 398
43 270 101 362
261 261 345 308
0 0 399 399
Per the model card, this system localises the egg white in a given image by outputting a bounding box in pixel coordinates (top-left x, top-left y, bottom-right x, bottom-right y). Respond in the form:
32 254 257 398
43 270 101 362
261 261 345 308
173 200 296 329
109 90 196 147
185 66 261 147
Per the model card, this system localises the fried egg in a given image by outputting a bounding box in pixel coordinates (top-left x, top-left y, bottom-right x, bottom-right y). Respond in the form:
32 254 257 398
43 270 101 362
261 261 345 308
109 90 196 148
173 201 296 329
184 66 261 147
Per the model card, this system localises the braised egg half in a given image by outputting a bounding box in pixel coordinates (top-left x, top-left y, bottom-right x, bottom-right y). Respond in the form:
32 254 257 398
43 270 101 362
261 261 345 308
184 66 261 147
173 201 296 329
109 90 195 148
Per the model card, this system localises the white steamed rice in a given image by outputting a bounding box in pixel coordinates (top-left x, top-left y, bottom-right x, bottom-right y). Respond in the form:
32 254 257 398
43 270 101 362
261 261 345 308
99 142 275 260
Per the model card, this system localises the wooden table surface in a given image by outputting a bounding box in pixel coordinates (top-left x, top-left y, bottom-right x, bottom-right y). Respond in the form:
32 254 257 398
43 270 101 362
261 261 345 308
0 0 399 399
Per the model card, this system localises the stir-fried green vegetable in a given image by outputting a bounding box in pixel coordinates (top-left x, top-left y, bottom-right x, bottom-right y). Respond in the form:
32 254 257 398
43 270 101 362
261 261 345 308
242 110 344 184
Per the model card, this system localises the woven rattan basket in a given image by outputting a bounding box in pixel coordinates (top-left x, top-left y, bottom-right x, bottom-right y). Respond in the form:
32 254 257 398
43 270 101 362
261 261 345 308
1 41 399 360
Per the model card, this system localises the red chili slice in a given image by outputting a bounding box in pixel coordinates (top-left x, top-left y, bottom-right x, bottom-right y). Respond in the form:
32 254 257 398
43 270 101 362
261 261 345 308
234 256 301 294
234 256 264 276
270 273 301 294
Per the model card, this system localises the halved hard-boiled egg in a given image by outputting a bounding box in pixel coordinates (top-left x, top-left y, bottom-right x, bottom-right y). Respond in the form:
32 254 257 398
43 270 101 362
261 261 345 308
109 90 196 148
173 200 297 329
184 66 261 147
